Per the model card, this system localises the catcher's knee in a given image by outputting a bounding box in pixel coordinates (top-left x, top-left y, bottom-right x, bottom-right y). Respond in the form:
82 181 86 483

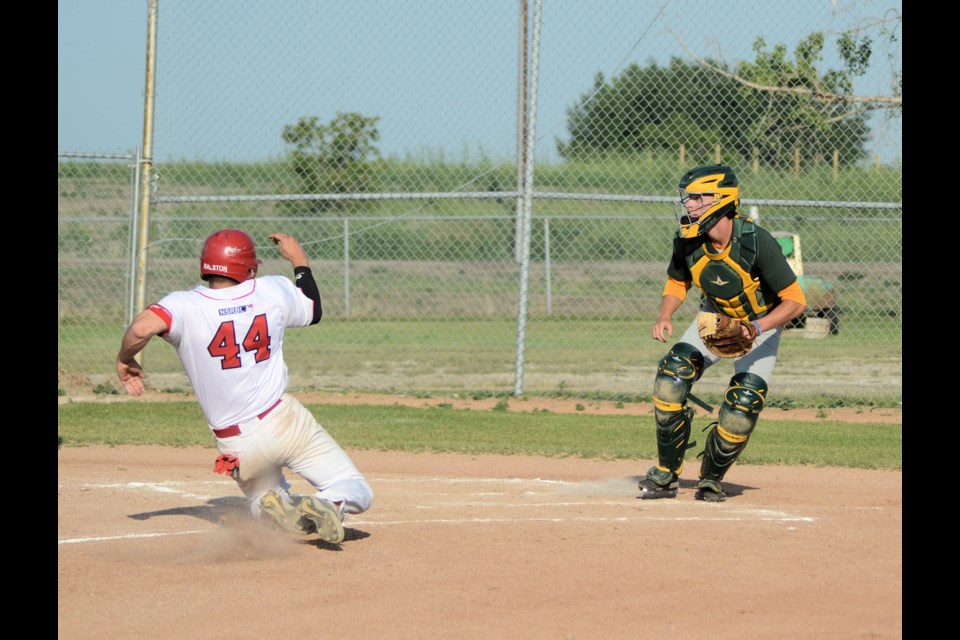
652 342 704 409
718 372 768 437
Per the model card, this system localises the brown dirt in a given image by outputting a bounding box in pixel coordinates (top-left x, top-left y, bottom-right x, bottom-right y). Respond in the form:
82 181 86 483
58 387 902 424
58 392 901 639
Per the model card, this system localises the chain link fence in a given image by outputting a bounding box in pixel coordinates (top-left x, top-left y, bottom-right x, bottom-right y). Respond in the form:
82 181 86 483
58 151 141 392
58 0 902 406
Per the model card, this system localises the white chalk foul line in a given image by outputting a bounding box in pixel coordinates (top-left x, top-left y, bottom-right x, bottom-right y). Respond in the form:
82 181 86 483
77 480 232 502
59 509 813 545
374 477 576 485
346 513 815 526
58 478 815 545
59 529 213 545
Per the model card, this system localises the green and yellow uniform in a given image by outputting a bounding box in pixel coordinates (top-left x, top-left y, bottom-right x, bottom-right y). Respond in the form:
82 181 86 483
665 215 802 321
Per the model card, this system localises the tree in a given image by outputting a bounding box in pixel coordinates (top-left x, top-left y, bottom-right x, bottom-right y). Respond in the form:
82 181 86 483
731 33 872 168
671 10 901 168
557 58 761 164
280 112 381 214
559 12 901 170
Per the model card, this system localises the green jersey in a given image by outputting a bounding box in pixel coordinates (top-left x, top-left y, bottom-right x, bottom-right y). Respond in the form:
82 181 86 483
666 215 797 321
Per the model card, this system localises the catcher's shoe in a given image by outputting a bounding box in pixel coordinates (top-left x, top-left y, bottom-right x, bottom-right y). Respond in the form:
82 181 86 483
694 478 727 503
298 496 345 544
638 466 680 499
258 490 310 534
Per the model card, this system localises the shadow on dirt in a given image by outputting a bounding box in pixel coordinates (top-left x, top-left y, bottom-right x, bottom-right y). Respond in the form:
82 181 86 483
128 496 248 525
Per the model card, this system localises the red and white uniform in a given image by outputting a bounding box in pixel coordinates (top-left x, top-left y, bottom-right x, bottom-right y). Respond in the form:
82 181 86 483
147 276 372 516
148 276 309 429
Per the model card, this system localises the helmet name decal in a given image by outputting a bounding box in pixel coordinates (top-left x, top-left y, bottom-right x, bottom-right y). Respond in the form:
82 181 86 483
200 229 261 283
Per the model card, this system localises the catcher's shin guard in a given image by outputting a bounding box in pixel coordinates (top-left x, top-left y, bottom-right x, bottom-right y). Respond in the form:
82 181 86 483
698 372 768 484
651 343 704 474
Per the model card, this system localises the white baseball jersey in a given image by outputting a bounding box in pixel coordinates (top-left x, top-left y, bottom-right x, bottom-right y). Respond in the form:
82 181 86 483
147 275 315 429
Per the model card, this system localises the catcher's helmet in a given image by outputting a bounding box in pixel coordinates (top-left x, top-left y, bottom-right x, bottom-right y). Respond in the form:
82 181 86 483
675 164 740 239
200 228 262 283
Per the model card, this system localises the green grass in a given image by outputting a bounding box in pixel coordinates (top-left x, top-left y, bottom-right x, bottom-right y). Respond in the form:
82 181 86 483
59 154 903 204
58 153 901 408
57 400 901 471
58 312 902 409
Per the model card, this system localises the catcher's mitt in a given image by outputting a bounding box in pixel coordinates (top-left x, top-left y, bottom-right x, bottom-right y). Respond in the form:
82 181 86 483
697 312 759 358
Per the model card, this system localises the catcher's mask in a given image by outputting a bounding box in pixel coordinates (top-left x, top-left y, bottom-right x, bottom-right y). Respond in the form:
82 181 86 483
200 228 262 283
675 164 740 239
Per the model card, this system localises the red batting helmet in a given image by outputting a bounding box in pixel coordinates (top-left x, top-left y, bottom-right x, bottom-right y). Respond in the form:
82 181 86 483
200 229 262 283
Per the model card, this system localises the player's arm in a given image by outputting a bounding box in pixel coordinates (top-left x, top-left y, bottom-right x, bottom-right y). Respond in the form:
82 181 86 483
293 267 322 324
651 278 689 342
752 229 808 333
116 307 169 397
270 232 322 324
755 282 806 334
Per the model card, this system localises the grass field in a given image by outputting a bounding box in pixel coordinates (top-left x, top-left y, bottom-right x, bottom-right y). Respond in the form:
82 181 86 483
57 399 902 471
59 154 901 408
59 313 902 407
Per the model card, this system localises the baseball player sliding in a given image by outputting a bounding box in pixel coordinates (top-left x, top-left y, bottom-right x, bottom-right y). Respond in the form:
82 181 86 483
116 229 372 544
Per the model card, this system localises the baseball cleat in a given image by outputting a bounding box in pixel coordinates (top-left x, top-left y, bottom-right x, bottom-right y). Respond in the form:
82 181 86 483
638 466 680 499
259 490 310 534
694 478 727 503
298 496 345 544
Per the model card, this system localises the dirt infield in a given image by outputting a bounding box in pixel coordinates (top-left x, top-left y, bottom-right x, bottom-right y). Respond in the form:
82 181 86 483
57 387 904 424
58 441 902 639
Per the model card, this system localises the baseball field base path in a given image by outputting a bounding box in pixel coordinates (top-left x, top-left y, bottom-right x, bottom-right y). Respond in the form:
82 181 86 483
58 445 902 640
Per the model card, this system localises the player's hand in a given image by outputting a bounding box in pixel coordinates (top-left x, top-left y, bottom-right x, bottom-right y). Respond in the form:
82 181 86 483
117 359 147 397
269 233 309 268
651 319 673 342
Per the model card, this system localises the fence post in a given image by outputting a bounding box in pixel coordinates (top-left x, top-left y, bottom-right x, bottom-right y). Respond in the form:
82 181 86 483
544 217 551 316
513 0 528 263
126 147 142 326
343 219 350 318
133 0 159 369
513 0 543 397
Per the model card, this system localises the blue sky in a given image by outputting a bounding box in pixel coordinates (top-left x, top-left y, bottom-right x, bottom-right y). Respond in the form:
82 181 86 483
58 1 901 163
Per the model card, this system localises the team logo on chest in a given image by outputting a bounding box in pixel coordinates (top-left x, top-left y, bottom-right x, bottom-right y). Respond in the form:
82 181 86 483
699 263 741 298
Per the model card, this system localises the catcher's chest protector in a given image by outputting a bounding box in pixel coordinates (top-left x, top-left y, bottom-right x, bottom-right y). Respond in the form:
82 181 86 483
686 217 773 319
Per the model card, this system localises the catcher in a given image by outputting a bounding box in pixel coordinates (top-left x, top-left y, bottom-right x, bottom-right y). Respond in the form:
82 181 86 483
640 165 807 502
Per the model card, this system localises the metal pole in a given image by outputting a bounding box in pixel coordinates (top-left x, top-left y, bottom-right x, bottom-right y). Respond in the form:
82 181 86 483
544 217 551 316
343 219 351 318
513 0 542 396
133 0 158 343
514 0 528 263
126 147 143 325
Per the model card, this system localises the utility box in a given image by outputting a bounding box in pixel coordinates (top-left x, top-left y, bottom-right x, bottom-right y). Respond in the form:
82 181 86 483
771 231 840 336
